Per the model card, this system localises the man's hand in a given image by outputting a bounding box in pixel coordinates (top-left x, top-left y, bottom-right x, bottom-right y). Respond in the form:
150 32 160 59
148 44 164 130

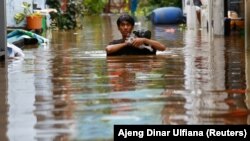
130 38 145 48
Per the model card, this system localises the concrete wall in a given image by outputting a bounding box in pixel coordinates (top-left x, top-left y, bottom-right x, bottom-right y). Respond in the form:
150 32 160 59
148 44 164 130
33 0 46 9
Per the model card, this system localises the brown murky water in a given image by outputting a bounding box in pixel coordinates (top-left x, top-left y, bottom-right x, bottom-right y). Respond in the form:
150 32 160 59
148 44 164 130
3 15 249 140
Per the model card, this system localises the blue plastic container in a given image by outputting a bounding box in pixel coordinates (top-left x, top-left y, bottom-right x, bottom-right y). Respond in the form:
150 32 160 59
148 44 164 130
151 7 183 25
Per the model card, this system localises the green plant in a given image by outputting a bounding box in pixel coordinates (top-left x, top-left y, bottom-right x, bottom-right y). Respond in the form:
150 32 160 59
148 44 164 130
46 0 84 30
83 0 106 15
14 2 42 24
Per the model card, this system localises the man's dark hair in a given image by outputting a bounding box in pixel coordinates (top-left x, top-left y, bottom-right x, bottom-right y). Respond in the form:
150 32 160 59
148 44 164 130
116 14 135 26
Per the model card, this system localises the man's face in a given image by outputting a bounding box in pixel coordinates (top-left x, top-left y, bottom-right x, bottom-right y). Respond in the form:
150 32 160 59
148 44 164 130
118 21 134 38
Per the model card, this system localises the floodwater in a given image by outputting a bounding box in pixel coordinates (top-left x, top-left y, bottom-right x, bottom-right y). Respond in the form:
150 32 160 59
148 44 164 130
3 15 250 140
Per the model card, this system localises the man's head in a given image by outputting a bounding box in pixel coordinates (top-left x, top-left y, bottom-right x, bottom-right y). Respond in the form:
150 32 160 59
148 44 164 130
116 13 135 26
116 14 135 38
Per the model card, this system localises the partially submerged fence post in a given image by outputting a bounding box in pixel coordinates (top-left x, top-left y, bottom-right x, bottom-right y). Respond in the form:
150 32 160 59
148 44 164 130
213 0 224 35
208 0 213 42
186 0 199 30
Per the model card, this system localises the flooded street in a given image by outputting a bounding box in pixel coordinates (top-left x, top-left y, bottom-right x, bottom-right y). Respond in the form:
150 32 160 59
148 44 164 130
5 15 250 140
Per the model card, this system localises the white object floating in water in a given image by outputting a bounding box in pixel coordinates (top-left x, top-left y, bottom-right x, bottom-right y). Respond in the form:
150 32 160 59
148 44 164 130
7 43 25 58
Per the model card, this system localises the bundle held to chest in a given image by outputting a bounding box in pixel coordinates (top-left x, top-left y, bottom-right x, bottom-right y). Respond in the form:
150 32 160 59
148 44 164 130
127 30 153 52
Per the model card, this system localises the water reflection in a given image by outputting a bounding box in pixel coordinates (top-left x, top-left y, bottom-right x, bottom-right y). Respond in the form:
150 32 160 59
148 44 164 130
6 15 250 140
107 55 168 91
0 61 8 141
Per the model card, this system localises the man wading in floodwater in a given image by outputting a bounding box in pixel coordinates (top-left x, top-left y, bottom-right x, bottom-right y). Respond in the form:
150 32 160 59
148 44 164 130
105 14 166 56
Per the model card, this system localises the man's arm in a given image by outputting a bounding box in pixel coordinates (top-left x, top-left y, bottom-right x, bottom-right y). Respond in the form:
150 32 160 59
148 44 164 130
105 42 127 55
131 38 166 51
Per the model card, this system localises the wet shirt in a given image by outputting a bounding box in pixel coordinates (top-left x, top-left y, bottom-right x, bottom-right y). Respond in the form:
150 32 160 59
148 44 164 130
107 39 156 56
